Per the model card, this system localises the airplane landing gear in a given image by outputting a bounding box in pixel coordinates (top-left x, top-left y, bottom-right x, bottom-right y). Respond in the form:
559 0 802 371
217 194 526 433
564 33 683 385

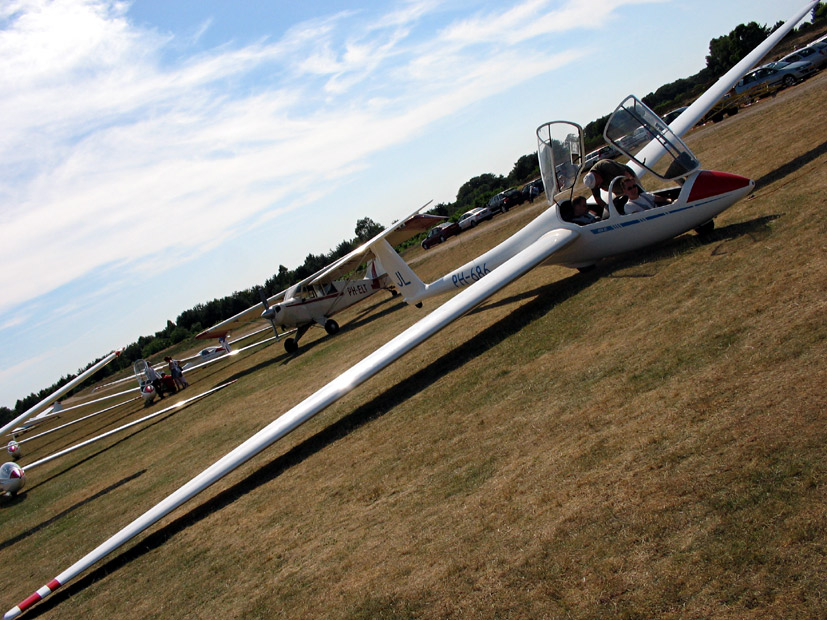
284 323 313 354
695 220 715 236
324 319 340 335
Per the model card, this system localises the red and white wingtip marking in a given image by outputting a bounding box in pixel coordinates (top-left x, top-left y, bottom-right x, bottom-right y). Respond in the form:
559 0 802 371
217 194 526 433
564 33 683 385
5 580 61 619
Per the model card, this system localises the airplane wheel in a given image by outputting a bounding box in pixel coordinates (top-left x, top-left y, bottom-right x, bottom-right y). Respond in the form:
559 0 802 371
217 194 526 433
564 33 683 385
284 338 298 354
390 289 399 297
324 319 340 335
695 220 715 236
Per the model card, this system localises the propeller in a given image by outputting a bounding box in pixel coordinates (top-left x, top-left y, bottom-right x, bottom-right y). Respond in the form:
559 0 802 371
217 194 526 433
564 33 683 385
258 287 281 339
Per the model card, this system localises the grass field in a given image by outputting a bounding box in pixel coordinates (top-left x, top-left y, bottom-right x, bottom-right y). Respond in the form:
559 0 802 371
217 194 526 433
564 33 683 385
1 71 825 620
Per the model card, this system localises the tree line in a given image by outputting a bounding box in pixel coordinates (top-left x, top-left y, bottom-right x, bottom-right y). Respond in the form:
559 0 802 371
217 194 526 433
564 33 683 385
3 8 825 423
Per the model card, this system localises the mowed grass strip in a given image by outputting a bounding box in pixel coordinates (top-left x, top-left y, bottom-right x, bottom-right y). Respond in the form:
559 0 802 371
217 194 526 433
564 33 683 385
0 72 825 620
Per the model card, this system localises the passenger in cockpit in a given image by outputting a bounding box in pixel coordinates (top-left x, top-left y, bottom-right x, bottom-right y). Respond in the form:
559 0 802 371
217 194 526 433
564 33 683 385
622 179 672 213
571 196 599 224
559 196 599 226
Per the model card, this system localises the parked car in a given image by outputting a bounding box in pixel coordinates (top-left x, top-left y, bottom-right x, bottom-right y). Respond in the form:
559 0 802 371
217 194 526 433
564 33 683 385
457 207 492 230
734 60 816 95
582 145 621 171
487 188 525 213
521 177 544 201
421 221 460 249
662 106 689 124
775 42 827 70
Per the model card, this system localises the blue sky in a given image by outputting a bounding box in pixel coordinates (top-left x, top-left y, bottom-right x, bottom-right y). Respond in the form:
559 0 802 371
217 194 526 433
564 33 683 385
0 0 815 408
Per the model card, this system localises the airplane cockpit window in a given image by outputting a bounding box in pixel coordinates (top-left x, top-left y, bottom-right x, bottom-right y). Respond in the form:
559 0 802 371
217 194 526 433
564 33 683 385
604 96 699 182
536 121 585 202
301 285 316 300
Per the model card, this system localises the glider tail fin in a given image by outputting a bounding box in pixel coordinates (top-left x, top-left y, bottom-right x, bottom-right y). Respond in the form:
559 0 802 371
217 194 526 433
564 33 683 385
370 239 427 305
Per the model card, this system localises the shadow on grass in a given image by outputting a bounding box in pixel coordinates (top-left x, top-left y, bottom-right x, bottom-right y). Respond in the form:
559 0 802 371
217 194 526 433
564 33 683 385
0 470 146 553
28 405 146 457
753 139 827 189
20 409 182 495
22 265 598 618
18 212 780 617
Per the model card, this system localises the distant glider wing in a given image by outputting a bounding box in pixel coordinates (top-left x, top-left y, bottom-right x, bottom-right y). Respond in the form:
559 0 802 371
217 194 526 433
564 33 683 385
0 349 123 438
4 227 577 619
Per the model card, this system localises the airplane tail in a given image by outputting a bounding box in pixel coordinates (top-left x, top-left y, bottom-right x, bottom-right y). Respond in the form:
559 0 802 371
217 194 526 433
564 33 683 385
370 239 428 305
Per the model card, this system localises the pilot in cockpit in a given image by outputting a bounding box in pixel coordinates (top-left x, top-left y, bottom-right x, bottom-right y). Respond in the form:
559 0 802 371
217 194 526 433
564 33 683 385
622 179 672 213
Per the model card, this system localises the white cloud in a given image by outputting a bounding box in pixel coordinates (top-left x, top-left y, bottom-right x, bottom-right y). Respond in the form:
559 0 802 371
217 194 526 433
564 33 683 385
0 0 651 319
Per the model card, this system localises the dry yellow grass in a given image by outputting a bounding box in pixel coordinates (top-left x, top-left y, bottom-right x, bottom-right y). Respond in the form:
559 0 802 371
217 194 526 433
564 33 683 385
1 72 825 620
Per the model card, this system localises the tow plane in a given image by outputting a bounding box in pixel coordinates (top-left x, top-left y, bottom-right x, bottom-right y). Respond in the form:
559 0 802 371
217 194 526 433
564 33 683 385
2 2 816 616
195 204 441 353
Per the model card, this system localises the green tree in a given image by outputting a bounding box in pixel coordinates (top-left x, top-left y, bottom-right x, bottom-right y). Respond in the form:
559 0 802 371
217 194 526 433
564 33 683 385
354 217 383 241
508 154 540 184
706 22 770 76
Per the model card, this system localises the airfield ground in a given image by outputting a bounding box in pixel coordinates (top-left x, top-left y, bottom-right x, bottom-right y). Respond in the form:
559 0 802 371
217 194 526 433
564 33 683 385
1 70 825 620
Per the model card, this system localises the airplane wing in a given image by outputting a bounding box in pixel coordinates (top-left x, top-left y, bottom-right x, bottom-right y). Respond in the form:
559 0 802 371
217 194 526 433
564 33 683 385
3 227 578 619
626 0 817 181
195 298 286 340
309 204 440 286
196 202 439 340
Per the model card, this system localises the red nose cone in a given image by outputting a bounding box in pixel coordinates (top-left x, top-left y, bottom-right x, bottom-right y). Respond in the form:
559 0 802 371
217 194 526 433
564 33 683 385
688 170 753 203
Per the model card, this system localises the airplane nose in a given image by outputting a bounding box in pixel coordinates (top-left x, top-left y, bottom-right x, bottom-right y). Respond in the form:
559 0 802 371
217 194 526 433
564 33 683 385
688 170 754 203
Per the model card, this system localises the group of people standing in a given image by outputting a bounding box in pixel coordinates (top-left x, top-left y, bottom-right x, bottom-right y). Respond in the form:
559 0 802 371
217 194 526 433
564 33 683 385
164 356 188 390
143 357 187 400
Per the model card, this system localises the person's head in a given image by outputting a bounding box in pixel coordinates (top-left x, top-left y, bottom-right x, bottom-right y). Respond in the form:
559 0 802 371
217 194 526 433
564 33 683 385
164 356 171 361
623 180 639 196
572 196 588 215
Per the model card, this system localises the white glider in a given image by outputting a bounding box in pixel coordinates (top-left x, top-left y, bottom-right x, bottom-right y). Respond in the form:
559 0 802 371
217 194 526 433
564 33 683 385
2 2 816 616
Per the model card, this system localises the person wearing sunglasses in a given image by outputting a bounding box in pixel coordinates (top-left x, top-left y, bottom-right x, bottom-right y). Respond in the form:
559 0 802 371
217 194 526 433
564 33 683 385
622 180 672 214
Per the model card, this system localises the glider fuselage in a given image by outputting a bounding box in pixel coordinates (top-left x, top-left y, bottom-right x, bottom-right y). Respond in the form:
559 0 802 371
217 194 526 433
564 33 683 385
386 168 753 305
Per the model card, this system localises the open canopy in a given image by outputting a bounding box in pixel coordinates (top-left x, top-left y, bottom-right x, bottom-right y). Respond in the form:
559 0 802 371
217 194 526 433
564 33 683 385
536 120 584 200
603 95 699 181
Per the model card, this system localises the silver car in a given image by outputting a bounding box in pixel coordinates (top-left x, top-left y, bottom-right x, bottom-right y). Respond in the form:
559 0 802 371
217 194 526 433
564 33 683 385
457 207 492 230
734 60 816 95
776 42 827 71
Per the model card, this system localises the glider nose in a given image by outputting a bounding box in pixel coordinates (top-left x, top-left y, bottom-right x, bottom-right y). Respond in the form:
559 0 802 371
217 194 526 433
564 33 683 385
688 170 754 203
